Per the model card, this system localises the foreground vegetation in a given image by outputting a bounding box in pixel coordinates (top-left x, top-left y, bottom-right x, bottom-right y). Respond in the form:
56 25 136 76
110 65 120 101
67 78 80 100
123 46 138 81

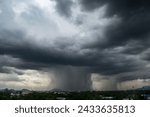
0 90 149 100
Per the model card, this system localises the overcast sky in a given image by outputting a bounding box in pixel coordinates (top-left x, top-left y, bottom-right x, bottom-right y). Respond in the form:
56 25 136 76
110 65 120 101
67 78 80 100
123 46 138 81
0 0 150 91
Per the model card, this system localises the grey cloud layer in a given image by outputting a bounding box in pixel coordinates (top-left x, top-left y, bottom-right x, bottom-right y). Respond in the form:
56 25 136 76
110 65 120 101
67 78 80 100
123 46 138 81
0 0 150 90
54 0 74 17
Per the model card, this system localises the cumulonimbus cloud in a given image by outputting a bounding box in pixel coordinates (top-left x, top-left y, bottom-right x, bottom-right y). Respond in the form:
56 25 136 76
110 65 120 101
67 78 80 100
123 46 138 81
0 0 150 90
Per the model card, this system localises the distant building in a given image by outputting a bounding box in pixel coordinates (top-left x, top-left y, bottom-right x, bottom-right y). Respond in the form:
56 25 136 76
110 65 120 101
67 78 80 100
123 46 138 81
123 98 134 100
102 96 115 100
10 92 20 97
9 89 21 97
123 98 130 100
142 94 150 100
21 89 31 96
56 97 66 100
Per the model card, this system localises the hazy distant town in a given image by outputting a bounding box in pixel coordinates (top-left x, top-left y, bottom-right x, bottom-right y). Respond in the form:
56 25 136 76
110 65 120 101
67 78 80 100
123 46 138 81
0 86 150 100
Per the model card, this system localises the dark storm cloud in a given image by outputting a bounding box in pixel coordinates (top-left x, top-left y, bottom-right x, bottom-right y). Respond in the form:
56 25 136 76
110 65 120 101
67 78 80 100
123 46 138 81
141 50 150 61
78 0 150 87
120 41 147 55
54 0 74 17
0 28 146 76
0 0 150 90
80 0 150 69
80 0 106 11
80 0 150 17
80 0 150 49
0 0 148 69
0 30 80 66
0 30 46 71
1 67 24 75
